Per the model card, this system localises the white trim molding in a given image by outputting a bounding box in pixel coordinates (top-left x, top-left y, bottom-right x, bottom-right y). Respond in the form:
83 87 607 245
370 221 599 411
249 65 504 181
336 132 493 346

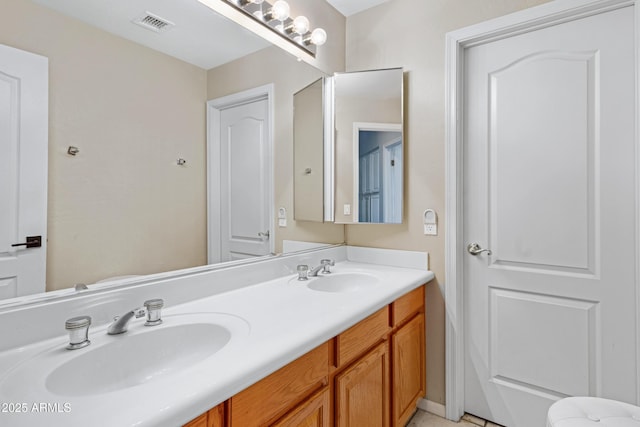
206 84 275 264
444 0 640 421
418 398 446 418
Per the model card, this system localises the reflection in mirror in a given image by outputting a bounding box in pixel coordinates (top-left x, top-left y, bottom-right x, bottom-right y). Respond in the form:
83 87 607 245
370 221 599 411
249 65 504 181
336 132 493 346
293 77 334 223
1 0 337 303
334 68 404 224
356 125 402 223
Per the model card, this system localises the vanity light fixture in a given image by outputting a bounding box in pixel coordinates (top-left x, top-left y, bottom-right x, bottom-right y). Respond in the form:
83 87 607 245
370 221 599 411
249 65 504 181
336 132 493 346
215 0 327 56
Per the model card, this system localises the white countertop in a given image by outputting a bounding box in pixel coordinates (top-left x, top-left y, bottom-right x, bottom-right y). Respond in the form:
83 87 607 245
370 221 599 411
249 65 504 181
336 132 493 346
0 258 433 427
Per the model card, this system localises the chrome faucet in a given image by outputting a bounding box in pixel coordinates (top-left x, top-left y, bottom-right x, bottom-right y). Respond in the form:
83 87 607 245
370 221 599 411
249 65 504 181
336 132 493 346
107 299 164 335
309 259 335 277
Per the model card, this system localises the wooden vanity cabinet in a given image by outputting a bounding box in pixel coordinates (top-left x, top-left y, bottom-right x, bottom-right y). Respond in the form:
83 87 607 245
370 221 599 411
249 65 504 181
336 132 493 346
183 285 426 427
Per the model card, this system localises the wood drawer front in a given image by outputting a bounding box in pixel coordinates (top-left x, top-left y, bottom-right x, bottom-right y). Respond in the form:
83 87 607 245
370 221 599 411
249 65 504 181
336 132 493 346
391 286 424 327
337 307 390 368
231 342 329 427
271 387 330 427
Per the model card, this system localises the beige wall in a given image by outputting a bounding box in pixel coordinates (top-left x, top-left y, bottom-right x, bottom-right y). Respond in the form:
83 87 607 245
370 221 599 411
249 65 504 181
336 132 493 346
207 46 346 252
343 0 551 405
2 0 208 291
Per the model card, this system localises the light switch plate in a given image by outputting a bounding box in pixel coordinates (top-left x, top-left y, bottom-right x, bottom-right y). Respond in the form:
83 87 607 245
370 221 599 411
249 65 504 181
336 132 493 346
343 204 351 215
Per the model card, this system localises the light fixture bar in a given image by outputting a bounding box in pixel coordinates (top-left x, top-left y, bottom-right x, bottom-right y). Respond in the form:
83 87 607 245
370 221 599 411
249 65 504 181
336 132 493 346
220 0 326 57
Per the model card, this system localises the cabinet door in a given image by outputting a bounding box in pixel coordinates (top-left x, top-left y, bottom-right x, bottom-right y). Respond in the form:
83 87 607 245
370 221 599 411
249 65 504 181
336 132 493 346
271 388 330 427
335 341 390 427
392 313 425 427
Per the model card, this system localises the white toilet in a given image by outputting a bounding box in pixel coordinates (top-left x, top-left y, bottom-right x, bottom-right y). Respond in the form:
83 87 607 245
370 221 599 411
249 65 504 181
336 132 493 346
547 397 640 426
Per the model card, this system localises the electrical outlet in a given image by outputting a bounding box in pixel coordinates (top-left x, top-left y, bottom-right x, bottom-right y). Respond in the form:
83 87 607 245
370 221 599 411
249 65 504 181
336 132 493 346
343 204 351 215
424 224 437 235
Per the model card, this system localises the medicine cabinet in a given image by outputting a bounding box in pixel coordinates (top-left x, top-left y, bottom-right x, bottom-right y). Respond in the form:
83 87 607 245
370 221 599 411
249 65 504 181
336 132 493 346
293 67 403 224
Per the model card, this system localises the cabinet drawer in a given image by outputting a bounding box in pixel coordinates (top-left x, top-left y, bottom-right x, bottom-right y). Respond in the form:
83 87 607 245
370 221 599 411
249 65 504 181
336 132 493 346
391 286 424 327
336 307 390 368
271 387 330 427
231 342 329 427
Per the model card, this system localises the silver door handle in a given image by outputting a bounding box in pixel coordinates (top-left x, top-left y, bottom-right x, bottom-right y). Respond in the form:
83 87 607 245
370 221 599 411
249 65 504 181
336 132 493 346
467 243 492 256
258 230 270 240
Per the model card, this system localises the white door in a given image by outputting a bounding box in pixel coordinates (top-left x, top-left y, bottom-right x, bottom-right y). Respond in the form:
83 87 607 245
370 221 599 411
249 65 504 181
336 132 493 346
463 5 636 427
0 44 48 300
211 93 271 262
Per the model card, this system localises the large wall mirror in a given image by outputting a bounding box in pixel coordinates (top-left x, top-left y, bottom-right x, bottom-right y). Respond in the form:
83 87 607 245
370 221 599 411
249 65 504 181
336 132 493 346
293 67 403 224
1 0 339 302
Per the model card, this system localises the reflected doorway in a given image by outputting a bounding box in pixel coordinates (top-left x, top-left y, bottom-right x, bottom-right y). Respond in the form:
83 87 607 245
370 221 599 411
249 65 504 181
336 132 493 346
356 126 402 223
206 84 274 263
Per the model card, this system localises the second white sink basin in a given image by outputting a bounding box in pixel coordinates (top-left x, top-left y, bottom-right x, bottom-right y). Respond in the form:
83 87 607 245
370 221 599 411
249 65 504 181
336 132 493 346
307 272 380 293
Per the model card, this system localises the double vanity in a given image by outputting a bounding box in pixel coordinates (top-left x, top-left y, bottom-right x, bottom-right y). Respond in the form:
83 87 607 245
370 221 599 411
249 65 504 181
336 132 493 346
0 245 433 426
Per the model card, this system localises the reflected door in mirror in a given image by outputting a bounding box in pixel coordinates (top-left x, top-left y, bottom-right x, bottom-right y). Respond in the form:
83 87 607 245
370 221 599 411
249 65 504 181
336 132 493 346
0 44 48 299
357 128 402 223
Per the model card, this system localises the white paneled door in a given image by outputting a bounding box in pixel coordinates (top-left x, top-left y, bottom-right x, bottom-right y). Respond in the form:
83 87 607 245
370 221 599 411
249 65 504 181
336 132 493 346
0 44 48 299
209 88 272 263
463 5 636 427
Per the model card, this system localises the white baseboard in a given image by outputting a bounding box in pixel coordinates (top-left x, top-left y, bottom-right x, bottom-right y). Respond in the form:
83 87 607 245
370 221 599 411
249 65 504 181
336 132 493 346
418 398 446 418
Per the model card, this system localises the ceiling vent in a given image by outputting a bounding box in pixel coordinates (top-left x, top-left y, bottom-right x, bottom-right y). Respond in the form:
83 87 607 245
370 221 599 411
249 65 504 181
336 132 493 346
133 12 175 33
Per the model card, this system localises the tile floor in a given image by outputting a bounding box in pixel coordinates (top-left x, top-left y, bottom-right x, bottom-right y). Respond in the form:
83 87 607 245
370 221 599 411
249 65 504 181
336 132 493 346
407 409 504 427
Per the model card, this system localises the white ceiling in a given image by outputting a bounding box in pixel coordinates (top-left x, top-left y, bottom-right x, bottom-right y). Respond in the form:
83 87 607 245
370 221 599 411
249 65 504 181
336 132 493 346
325 0 392 17
33 0 271 70
33 0 390 70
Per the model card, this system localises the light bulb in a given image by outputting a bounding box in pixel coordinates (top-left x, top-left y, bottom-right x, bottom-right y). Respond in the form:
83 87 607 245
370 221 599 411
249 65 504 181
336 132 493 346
292 16 310 34
310 28 327 46
271 0 290 21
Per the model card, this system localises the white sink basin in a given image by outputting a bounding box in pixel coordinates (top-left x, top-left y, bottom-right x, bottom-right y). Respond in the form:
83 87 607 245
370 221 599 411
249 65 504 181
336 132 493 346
46 322 229 396
307 272 380 293
0 312 249 399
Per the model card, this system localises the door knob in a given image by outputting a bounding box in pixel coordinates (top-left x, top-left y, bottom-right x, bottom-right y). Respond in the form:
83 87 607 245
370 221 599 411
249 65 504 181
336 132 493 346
467 242 492 256
258 230 270 240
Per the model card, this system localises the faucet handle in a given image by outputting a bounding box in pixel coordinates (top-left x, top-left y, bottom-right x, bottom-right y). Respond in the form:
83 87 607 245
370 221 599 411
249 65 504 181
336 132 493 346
65 315 91 350
320 259 335 274
143 299 164 326
297 265 309 281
